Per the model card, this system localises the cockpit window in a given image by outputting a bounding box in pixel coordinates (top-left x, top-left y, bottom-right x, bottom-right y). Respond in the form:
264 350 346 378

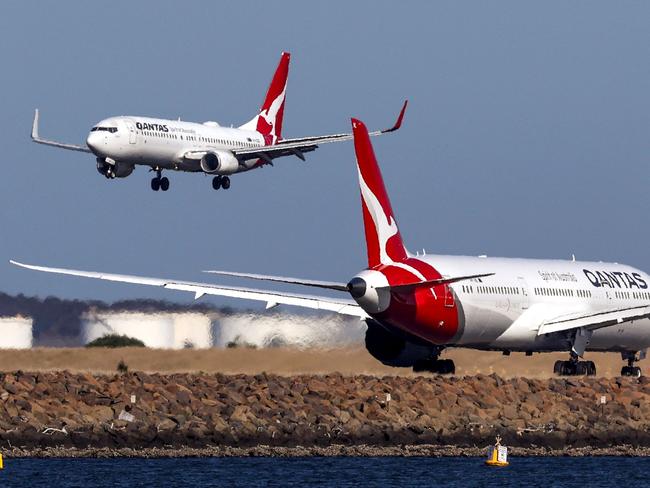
91 127 118 133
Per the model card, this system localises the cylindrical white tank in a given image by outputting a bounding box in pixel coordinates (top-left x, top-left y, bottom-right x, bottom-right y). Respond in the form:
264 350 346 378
171 313 213 349
214 312 366 348
81 311 175 348
0 316 33 349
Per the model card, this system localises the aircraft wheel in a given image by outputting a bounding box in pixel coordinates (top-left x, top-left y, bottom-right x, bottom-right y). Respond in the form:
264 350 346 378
212 176 222 190
575 362 588 375
412 359 454 375
557 360 577 376
439 359 455 375
160 177 170 191
412 359 431 373
221 176 231 189
151 178 160 191
586 361 597 376
621 366 642 377
553 360 564 375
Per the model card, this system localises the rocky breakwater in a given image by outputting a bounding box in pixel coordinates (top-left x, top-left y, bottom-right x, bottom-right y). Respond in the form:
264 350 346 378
0 371 650 455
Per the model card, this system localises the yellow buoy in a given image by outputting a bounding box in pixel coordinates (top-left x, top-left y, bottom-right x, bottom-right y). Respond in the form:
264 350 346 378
485 436 509 467
0 452 4 469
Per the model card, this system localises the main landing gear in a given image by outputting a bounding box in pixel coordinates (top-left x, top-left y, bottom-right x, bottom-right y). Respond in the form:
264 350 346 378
553 356 597 376
412 358 455 375
555 327 596 376
621 351 643 377
151 168 169 192
212 175 231 191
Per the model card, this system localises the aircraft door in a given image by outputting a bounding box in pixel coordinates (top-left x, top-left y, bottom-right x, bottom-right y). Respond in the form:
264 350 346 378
444 284 455 308
125 120 137 144
518 277 529 309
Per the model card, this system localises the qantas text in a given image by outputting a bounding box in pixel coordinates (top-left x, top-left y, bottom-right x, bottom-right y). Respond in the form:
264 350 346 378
583 269 648 289
135 122 169 132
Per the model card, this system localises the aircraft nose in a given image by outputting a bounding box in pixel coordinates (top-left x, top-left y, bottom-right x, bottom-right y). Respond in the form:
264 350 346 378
86 132 102 152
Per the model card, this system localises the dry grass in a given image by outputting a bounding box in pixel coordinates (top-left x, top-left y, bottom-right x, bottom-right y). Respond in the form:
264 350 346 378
0 347 641 377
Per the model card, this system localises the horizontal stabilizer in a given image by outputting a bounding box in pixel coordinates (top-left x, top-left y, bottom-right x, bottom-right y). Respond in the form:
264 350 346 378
203 270 349 291
378 272 495 292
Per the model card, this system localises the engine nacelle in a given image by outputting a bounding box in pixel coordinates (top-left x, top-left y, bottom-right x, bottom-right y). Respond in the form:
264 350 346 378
347 269 391 314
200 150 239 175
364 320 435 367
96 158 134 178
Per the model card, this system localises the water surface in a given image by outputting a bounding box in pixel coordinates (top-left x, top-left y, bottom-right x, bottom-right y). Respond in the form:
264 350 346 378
1 456 646 487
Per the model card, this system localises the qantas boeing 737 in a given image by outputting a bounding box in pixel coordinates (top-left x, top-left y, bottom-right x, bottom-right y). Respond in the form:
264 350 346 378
13 119 650 377
31 52 406 191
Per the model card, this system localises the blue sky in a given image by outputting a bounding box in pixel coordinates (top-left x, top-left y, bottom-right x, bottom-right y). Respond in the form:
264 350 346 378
1 1 649 306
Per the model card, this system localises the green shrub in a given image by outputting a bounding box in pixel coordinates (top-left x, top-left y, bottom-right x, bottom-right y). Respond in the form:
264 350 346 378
117 359 129 374
85 334 145 348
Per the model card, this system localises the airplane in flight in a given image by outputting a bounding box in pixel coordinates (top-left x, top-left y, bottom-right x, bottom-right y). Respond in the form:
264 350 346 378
31 52 407 192
14 119 650 377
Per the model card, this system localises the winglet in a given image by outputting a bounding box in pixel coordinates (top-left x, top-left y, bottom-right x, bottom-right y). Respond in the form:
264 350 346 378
381 100 408 134
32 109 40 140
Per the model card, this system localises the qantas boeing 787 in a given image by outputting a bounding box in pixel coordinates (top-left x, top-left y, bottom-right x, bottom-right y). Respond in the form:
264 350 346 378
14 119 650 377
31 52 406 191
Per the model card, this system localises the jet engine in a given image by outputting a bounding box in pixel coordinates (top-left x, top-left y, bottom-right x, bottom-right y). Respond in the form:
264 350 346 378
200 150 239 175
347 270 391 314
364 319 435 367
96 158 134 178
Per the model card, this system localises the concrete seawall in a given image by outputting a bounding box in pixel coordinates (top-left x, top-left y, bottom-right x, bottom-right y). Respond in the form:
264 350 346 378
1 370 649 456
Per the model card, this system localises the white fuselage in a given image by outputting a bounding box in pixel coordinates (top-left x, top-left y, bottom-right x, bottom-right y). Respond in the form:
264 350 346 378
86 116 266 173
427 254 650 352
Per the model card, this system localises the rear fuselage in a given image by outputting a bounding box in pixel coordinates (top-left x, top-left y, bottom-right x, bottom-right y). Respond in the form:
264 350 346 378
372 254 650 353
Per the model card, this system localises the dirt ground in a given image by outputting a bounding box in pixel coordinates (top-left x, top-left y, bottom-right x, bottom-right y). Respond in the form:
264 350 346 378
0 347 642 377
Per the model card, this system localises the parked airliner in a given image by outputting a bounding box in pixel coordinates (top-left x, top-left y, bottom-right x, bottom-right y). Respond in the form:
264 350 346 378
31 52 406 191
14 119 650 376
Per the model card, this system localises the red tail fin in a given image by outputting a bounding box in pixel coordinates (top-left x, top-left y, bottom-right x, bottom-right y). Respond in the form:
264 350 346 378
239 52 290 144
352 118 408 268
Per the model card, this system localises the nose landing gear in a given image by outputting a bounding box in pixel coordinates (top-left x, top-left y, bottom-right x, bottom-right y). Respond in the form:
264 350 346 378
151 168 169 192
97 158 115 179
621 351 643 377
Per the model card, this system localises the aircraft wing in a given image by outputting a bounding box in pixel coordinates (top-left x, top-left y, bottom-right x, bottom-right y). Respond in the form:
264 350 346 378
537 304 650 335
31 109 92 153
231 100 408 162
203 270 349 291
10 260 367 318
